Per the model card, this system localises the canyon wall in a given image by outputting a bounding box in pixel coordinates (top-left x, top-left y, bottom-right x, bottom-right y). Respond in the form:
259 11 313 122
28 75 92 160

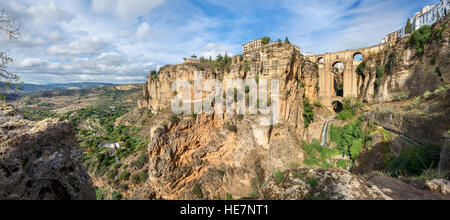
0 105 96 200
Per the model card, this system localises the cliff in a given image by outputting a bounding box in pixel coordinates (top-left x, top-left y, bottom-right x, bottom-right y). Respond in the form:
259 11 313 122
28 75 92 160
0 104 95 200
358 17 450 149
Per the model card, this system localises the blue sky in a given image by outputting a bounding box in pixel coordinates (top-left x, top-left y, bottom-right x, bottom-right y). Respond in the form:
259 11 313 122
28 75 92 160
0 0 441 84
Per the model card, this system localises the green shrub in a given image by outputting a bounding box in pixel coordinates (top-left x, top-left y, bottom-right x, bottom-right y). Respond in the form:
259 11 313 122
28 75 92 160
329 118 368 161
120 172 130 181
411 96 421 106
225 193 233 200
303 98 314 128
95 187 108 200
423 91 433 99
313 101 323 108
336 110 353 121
112 191 122 200
302 140 340 169
394 92 408 101
306 178 318 187
407 25 432 55
261 36 271 45
356 62 365 76
375 65 385 89
192 184 203 199
131 173 140 185
273 172 284 183
139 169 148 182
387 145 441 177
169 114 180 124
132 151 149 169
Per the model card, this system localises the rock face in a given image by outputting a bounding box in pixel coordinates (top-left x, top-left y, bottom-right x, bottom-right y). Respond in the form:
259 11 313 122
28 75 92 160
261 169 391 200
425 179 450 195
358 16 450 103
0 105 95 200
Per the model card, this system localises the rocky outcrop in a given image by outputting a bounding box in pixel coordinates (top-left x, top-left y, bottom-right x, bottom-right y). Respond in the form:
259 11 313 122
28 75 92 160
0 105 95 200
261 169 391 200
425 179 450 195
358 16 450 103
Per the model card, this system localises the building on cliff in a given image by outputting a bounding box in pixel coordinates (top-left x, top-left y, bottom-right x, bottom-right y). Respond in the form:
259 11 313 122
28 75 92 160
382 0 449 44
242 38 263 53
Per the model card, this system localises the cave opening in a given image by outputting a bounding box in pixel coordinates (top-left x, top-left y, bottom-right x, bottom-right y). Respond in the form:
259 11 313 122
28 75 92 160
332 101 343 113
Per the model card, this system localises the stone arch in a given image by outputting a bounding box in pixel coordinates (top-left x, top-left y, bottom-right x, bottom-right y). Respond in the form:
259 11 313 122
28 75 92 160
353 52 363 61
317 57 325 64
332 61 345 97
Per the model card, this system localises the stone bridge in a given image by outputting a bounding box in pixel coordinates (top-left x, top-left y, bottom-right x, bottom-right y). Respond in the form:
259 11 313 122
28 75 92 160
306 44 386 109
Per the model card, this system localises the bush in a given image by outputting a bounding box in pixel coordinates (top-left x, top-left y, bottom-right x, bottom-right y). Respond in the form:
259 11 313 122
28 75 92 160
387 145 441 177
302 140 340 169
336 110 353 121
120 172 130 181
411 96 421 106
329 118 367 161
169 114 180 124
375 65 385 89
133 151 149 169
407 25 432 55
273 172 284 183
192 184 203 199
225 193 233 200
139 169 148 182
313 101 322 108
356 62 365 76
95 187 108 200
303 98 314 128
423 91 433 99
306 178 318 187
261 36 271 45
112 191 122 200
131 173 140 185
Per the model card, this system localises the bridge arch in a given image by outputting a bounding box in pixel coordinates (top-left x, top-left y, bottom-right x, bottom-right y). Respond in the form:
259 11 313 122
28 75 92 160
353 52 363 61
317 57 325 64
332 100 343 113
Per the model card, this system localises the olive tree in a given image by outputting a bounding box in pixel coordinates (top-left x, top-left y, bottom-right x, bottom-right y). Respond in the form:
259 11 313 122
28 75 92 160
0 9 21 101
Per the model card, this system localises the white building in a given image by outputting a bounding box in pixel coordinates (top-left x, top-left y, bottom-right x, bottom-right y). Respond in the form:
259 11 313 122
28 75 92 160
384 0 449 42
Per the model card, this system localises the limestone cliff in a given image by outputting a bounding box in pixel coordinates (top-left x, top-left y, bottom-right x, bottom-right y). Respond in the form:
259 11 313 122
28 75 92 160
112 44 335 199
358 17 450 149
0 105 95 200
358 17 449 103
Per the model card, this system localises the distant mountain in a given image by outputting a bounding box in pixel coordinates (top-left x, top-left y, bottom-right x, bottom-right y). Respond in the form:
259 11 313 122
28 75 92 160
1 82 117 93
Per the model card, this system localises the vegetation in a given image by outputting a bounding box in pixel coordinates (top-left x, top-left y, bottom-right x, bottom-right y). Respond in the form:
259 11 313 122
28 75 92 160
192 184 203 199
336 98 361 121
405 18 412 34
386 145 441 177
284 36 290 44
131 173 140 185
302 140 340 169
95 187 108 200
302 98 314 128
120 172 130 181
139 169 149 182
261 36 271 45
0 10 21 103
407 25 432 55
329 117 373 162
273 171 284 183
374 65 385 90
111 191 122 200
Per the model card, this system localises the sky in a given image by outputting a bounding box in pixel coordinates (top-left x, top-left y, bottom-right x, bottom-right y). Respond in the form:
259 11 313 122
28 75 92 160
0 0 441 85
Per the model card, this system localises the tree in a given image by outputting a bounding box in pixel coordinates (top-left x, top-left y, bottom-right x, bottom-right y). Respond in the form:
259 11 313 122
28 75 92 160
284 36 290 44
261 36 271 45
405 18 412 34
0 10 21 102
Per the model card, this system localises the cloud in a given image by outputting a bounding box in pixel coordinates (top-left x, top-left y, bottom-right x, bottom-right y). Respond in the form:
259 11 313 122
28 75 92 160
1 0 436 85
91 0 166 18
136 22 151 41
46 36 112 57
